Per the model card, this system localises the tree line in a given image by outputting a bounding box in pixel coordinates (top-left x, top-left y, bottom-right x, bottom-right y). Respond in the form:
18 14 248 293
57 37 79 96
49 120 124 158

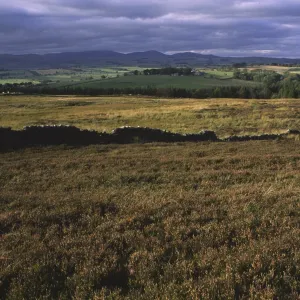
142 67 194 76
2 70 300 99
0 85 281 99
233 69 282 82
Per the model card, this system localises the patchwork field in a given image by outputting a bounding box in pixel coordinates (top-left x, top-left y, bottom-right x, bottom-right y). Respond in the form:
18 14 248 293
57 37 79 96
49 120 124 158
0 67 143 86
0 67 259 89
0 95 299 298
2 65 300 88
0 96 299 137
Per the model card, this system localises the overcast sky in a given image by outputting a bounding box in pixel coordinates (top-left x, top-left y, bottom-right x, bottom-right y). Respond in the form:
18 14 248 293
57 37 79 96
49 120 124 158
1 0 300 57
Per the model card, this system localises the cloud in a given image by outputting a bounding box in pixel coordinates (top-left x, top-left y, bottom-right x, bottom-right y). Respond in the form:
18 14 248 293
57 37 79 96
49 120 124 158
0 0 300 57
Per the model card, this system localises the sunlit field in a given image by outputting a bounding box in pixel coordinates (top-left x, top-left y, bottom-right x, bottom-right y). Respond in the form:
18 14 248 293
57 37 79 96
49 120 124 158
1 95 299 137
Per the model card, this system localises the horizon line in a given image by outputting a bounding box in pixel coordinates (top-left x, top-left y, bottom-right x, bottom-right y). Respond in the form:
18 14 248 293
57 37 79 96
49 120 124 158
0 49 300 60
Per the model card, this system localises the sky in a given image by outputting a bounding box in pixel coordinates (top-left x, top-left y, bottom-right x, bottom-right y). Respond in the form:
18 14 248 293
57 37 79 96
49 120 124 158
1 0 300 57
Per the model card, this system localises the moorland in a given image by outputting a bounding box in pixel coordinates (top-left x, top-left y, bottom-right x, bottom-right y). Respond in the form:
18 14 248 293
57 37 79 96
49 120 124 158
1 137 299 299
0 56 300 299
0 96 299 137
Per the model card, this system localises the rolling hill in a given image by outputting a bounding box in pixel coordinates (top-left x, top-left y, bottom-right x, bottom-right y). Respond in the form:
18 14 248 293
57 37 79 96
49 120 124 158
1 50 300 69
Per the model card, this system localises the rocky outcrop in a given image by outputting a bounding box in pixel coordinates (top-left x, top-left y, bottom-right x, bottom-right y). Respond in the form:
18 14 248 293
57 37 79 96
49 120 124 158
111 126 218 143
0 125 299 151
225 133 283 142
0 126 109 150
0 126 218 150
287 129 300 135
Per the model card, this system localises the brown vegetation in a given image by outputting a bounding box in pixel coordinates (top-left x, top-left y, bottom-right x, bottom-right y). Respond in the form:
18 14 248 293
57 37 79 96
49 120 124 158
0 140 299 298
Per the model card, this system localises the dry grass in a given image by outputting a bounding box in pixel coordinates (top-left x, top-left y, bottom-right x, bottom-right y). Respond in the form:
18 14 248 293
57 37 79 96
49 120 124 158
0 140 299 298
1 95 299 298
246 65 300 74
246 66 291 73
1 95 299 137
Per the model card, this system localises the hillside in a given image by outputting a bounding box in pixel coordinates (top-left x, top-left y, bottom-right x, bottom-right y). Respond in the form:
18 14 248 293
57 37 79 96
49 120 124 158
1 50 300 69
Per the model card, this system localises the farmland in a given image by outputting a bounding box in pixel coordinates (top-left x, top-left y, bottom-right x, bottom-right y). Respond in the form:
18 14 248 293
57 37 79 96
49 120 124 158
55 75 257 90
0 67 145 86
2 64 300 89
0 95 300 299
0 67 255 90
198 69 234 79
244 65 300 76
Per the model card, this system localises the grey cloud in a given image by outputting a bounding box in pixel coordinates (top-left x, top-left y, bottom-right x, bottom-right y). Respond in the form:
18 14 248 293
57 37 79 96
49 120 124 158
0 0 300 57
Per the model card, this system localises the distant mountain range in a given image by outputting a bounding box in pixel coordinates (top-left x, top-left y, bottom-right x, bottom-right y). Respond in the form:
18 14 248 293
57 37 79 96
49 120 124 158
1 50 300 69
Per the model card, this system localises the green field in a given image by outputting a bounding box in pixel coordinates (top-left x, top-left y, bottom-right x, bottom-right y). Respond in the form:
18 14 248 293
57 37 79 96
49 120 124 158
198 69 234 79
57 75 258 89
2 65 300 89
0 79 41 85
0 67 255 89
0 67 142 86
